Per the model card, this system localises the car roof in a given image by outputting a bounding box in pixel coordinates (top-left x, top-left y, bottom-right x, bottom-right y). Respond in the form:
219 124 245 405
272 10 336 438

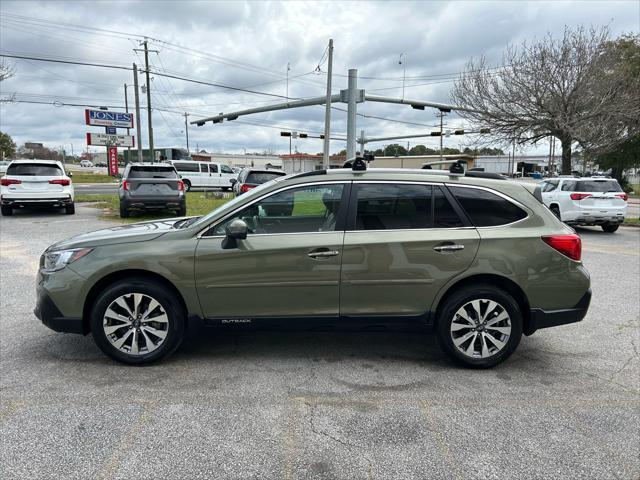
128 162 174 168
244 168 286 174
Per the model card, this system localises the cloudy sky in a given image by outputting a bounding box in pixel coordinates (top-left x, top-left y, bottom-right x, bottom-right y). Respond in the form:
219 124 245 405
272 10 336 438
0 0 638 156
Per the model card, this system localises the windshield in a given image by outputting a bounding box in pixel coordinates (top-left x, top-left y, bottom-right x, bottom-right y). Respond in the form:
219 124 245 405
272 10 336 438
128 166 178 179
187 174 290 230
575 180 622 192
245 171 286 184
6 164 63 176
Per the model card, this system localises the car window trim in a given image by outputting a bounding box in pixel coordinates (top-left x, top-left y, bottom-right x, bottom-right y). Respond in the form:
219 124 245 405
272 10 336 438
197 180 353 239
445 183 531 228
343 180 472 231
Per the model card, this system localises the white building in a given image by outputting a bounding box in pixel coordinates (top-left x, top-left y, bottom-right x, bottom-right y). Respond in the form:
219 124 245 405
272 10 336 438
191 152 282 169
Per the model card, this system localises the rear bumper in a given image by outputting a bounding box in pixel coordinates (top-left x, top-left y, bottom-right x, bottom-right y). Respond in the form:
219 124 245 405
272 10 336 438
2 196 73 207
526 289 591 335
121 195 185 210
566 216 624 226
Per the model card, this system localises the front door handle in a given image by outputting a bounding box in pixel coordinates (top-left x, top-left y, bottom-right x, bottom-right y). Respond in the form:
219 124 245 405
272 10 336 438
308 249 340 259
433 244 465 252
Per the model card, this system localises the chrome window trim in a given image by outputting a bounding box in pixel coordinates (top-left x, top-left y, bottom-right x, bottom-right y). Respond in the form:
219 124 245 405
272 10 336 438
445 183 532 228
196 180 351 239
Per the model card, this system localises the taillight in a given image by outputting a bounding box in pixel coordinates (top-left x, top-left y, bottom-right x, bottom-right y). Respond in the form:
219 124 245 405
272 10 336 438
616 193 628 201
49 179 70 186
177 180 185 191
542 234 582 261
240 184 254 193
121 180 129 191
570 193 592 201
1 178 21 186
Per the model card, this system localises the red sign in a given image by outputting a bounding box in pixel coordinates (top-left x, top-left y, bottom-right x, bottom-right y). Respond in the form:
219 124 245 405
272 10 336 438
108 147 119 176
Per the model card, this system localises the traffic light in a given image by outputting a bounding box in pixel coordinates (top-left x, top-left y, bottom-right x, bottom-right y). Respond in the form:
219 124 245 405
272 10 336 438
430 131 442 136
454 129 464 135
319 134 325 139
480 128 491 134
280 131 292 137
299 133 308 139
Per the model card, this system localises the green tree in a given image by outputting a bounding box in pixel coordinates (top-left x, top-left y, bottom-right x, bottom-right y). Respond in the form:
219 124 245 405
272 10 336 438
594 135 640 183
0 131 16 159
408 144 437 155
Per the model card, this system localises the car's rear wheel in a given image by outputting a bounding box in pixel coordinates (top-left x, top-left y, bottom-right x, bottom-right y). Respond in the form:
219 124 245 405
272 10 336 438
65 203 75 215
1 205 12 216
436 285 522 368
183 180 191 192
90 278 185 365
601 224 619 233
119 205 130 218
550 205 561 220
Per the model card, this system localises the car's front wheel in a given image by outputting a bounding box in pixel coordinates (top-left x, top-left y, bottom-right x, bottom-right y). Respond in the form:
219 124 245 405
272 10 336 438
601 223 619 233
436 285 522 368
90 278 185 365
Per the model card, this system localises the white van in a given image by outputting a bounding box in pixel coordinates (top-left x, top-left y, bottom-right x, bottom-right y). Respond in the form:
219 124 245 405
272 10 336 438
170 160 236 191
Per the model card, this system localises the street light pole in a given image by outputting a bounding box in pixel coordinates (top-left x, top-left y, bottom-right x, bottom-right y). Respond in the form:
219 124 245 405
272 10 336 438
399 53 406 99
183 112 190 153
322 39 333 169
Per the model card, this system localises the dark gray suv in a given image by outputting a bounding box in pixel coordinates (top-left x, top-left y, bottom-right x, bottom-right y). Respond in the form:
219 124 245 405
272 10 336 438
119 163 186 218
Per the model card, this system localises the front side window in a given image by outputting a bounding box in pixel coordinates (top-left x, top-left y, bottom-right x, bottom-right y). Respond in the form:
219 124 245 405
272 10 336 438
449 186 527 227
212 184 344 235
220 164 234 174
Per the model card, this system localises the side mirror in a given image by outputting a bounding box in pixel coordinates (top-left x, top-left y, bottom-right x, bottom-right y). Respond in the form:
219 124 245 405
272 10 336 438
230 178 237 185
221 218 248 249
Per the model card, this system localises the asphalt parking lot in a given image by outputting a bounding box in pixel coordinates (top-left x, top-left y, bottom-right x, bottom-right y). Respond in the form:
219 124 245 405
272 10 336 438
1 206 638 479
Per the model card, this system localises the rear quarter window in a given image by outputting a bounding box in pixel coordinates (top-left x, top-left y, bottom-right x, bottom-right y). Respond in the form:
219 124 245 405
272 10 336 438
6 164 63 176
449 186 528 227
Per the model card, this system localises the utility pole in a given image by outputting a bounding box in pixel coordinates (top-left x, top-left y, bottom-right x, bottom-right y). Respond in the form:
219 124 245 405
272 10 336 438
346 68 358 160
132 63 144 163
183 113 190 153
135 41 156 161
322 39 333 168
124 83 131 163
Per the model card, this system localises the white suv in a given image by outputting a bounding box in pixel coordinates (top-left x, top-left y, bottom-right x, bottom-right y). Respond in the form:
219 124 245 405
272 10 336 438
0 160 75 216
539 176 627 232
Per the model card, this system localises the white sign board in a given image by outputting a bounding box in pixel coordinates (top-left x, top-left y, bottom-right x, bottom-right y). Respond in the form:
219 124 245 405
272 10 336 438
86 132 135 147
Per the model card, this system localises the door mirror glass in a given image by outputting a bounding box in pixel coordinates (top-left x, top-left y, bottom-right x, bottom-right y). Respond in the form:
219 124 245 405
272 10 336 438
230 178 237 185
222 219 248 249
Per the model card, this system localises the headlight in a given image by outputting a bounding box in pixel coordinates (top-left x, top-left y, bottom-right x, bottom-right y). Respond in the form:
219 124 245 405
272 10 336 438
42 247 93 272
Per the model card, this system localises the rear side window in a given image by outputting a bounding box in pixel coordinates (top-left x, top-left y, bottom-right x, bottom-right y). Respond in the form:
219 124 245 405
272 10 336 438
576 180 622 192
6 164 62 176
128 166 177 179
450 186 527 227
173 162 199 172
355 184 432 230
246 172 285 184
209 164 218 173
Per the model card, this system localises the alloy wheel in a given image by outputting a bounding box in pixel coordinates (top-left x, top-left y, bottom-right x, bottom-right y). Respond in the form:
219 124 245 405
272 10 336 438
450 299 512 359
102 292 169 356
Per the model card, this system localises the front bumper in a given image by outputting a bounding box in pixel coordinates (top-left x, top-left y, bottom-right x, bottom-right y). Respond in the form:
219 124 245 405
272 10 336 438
34 286 84 334
525 289 591 335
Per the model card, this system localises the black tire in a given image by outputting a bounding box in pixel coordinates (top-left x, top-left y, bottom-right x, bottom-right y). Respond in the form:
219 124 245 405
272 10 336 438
119 205 130 218
90 278 185 365
550 205 561 221
601 224 619 233
436 285 523 368
183 180 191 192
1 205 12 216
65 203 75 215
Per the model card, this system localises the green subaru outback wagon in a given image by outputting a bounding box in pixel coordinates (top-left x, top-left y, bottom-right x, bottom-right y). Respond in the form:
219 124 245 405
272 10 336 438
35 165 591 367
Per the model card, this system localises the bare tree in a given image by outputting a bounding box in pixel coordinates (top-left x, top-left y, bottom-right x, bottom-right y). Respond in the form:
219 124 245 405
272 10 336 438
0 58 15 82
451 26 639 174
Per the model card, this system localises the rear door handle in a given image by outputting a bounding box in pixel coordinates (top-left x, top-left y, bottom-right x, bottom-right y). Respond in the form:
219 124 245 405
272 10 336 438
433 244 465 252
308 249 340 259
